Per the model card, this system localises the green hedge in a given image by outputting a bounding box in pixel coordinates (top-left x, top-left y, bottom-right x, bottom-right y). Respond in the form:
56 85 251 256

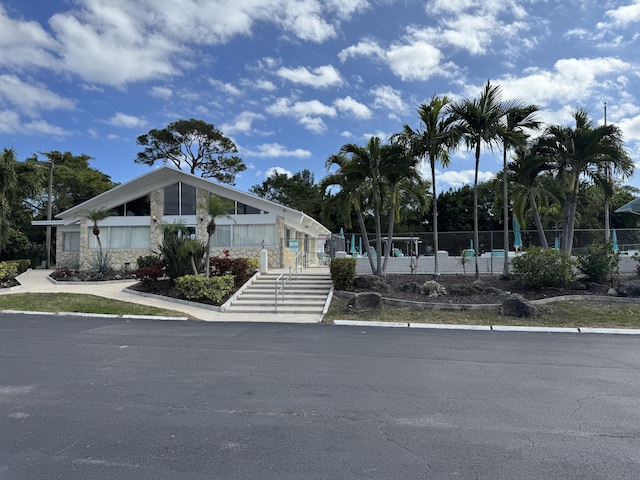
330 257 357 290
174 275 235 304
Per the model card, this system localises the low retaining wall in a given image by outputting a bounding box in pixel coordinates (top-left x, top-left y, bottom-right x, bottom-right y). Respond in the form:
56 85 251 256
355 254 638 275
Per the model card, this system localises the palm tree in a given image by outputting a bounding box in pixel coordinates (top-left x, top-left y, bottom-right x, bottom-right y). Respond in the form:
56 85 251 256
394 95 457 275
508 145 557 248
201 194 235 277
447 81 520 279
539 109 633 252
81 207 114 255
321 137 421 276
0 148 19 251
499 105 540 277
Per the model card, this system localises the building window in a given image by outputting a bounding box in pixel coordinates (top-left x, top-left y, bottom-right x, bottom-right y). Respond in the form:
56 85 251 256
164 183 196 215
88 227 150 249
210 225 275 247
63 232 80 252
112 195 151 216
215 195 267 215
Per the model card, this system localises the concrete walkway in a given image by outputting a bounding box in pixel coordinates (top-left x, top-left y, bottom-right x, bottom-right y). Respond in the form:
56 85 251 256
1 269 323 323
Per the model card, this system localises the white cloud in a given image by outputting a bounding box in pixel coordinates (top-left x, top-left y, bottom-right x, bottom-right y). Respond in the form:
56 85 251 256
338 39 385 62
149 86 173 99
240 78 277 91
267 97 336 133
602 0 640 27
385 41 442 81
247 143 312 158
0 109 21 133
276 65 342 88
341 130 354 138
0 5 58 70
334 96 372 119
221 111 265 135
619 114 640 142
209 78 242 96
437 169 495 189
0 75 75 116
371 85 407 113
23 119 70 136
107 112 147 128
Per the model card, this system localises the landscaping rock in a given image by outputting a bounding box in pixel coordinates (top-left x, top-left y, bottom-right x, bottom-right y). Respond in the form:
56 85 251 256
348 292 383 313
421 280 447 297
448 283 485 296
401 281 421 293
585 282 610 295
617 281 640 297
607 287 618 296
353 275 390 294
500 293 539 318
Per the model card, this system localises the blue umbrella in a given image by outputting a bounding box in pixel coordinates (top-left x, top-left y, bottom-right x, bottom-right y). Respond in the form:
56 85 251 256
359 237 362 255
612 229 619 252
339 227 344 237
512 217 522 251
554 237 559 249
350 233 356 254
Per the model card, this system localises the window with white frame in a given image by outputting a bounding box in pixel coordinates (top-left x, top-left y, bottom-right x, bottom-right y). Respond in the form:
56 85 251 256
210 224 275 247
63 232 80 252
88 226 150 249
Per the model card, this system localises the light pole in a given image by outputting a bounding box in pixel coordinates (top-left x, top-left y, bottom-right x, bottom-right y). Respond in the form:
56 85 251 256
45 160 54 268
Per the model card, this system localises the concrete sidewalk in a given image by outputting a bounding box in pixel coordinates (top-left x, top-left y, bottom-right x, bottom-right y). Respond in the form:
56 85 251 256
1 269 323 323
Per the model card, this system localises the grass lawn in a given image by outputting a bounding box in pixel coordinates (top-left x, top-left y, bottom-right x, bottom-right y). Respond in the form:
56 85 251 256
325 297 640 329
0 293 189 318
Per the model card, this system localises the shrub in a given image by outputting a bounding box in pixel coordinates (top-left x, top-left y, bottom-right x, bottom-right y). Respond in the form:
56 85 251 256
86 251 113 279
0 229 31 261
577 241 620 284
158 231 207 281
135 258 165 283
3 259 30 275
512 246 576 289
51 267 76 281
209 257 258 285
0 262 18 280
330 257 357 290
174 275 235 303
137 254 161 269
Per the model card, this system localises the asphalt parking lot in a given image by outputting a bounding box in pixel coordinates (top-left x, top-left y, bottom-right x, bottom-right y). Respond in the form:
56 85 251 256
2 314 640 479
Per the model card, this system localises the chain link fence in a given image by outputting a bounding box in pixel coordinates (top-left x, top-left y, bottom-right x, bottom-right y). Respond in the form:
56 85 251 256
330 228 640 258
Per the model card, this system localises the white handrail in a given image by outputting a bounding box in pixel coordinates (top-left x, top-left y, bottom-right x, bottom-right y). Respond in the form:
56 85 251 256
275 250 303 313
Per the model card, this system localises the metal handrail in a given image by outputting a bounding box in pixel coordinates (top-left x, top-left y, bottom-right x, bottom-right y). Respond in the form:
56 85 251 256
275 250 303 313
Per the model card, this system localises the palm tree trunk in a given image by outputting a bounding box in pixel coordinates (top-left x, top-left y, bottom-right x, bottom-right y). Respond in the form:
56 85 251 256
356 209 376 274
567 184 580 253
530 193 548 248
374 205 383 276
432 161 439 276
502 147 510 278
381 201 396 274
473 143 480 280
205 235 212 278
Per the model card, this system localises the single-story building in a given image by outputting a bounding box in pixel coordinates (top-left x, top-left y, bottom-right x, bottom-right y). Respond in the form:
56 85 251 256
33 166 330 270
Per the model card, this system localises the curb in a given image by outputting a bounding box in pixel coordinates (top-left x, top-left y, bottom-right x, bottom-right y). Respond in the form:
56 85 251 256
0 309 188 321
331 320 640 335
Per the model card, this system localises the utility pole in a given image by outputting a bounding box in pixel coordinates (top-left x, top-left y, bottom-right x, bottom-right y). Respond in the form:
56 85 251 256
604 102 610 242
46 161 54 268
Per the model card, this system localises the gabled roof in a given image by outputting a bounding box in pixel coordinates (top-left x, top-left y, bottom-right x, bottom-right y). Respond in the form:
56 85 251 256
56 166 330 236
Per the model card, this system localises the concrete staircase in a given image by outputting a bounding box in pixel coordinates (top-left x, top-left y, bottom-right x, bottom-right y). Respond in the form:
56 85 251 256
224 268 333 314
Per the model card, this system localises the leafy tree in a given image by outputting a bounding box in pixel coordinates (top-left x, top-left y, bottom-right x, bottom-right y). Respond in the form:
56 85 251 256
394 95 457 275
136 119 246 184
448 81 521 278
538 109 633 252
437 183 501 233
201 195 235 278
250 169 323 221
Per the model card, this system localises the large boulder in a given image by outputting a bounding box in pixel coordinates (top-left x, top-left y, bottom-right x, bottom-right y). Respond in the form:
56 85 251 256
353 275 390 294
348 292 383 313
617 280 640 297
448 283 485 296
500 293 539 318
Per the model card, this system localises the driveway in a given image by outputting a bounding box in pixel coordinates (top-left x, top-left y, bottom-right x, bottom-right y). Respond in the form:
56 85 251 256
1 314 639 479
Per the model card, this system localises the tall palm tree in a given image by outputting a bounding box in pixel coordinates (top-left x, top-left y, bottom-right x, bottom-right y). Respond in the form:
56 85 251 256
394 95 457 275
321 137 421 276
499 105 540 277
202 194 235 277
539 109 633 252
447 81 520 279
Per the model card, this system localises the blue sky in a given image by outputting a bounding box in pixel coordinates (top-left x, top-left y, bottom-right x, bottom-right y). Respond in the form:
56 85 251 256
1 0 640 195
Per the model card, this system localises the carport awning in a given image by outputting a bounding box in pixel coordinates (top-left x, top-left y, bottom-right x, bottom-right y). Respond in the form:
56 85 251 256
615 197 640 215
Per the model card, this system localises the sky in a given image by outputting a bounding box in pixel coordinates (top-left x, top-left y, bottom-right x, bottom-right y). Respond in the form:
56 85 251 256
1 0 640 196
